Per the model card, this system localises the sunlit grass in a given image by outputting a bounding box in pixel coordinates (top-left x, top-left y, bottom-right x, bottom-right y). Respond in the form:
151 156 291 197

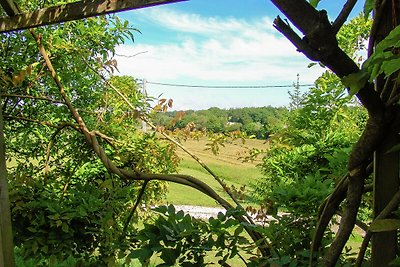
163 137 267 207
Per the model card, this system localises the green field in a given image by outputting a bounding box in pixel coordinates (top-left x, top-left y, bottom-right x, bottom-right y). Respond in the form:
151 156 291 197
162 138 269 207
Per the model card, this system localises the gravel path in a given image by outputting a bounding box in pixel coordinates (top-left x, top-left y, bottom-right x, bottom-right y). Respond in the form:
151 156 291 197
173 205 279 224
174 205 226 220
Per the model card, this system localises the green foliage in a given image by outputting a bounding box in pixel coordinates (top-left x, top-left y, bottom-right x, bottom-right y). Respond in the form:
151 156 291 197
1 1 179 264
153 106 287 139
251 15 371 263
343 24 400 95
10 131 177 264
130 205 251 266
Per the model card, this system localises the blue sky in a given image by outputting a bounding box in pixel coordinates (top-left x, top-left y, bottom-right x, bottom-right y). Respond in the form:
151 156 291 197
115 1 363 110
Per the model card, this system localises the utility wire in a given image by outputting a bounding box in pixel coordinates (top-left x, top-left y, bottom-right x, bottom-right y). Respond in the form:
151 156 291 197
146 81 314 89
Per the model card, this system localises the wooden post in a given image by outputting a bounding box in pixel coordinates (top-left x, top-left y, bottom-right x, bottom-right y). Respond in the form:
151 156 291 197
0 100 15 267
372 133 400 266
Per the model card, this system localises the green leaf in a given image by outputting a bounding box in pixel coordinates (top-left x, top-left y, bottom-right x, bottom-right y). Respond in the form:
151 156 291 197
160 248 177 265
375 25 400 53
382 58 400 77
370 219 400 232
128 249 153 262
363 0 375 19
61 222 69 233
217 212 225 221
167 204 175 215
308 62 317 68
234 225 244 236
341 70 369 96
386 143 400 154
309 0 321 8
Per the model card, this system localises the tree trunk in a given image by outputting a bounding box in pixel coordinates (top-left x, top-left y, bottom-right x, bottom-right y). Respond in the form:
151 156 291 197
373 133 399 266
0 100 15 267
372 2 400 266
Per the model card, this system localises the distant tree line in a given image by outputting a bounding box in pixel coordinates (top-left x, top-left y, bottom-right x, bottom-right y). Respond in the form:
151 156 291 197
152 106 288 139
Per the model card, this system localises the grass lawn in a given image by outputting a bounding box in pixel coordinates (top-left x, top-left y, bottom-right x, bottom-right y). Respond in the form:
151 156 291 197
162 138 269 207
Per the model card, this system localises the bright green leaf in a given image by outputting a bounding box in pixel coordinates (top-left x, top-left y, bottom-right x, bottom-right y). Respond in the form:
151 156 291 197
309 0 321 8
341 70 369 96
382 58 400 77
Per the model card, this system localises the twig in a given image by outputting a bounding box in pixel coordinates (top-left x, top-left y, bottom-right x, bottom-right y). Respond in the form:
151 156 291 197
115 51 148 58
336 210 369 233
273 16 320 61
4 115 80 132
44 125 70 184
0 93 64 104
120 180 149 241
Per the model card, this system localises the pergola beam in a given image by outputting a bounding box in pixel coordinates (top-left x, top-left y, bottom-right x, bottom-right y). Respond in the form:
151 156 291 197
0 0 187 33
0 0 18 16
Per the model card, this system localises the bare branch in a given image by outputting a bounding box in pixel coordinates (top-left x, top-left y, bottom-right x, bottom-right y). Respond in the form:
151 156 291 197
44 124 71 182
115 51 148 58
0 93 64 104
271 0 384 115
332 0 358 34
4 115 80 132
311 160 373 265
273 16 320 61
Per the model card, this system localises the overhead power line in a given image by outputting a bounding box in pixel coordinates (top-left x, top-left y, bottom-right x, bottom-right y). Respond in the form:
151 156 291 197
146 81 314 89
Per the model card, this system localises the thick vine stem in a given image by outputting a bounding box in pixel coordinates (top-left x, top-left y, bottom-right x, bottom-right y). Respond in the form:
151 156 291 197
324 115 385 265
310 160 373 265
324 166 365 266
310 174 349 265
355 189 400 266
30 25 271 257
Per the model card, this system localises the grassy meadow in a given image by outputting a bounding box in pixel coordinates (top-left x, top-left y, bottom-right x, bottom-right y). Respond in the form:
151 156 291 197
162 138 269 207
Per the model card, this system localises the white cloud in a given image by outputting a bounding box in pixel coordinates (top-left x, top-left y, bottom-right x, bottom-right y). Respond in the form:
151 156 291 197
115 9 324 109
